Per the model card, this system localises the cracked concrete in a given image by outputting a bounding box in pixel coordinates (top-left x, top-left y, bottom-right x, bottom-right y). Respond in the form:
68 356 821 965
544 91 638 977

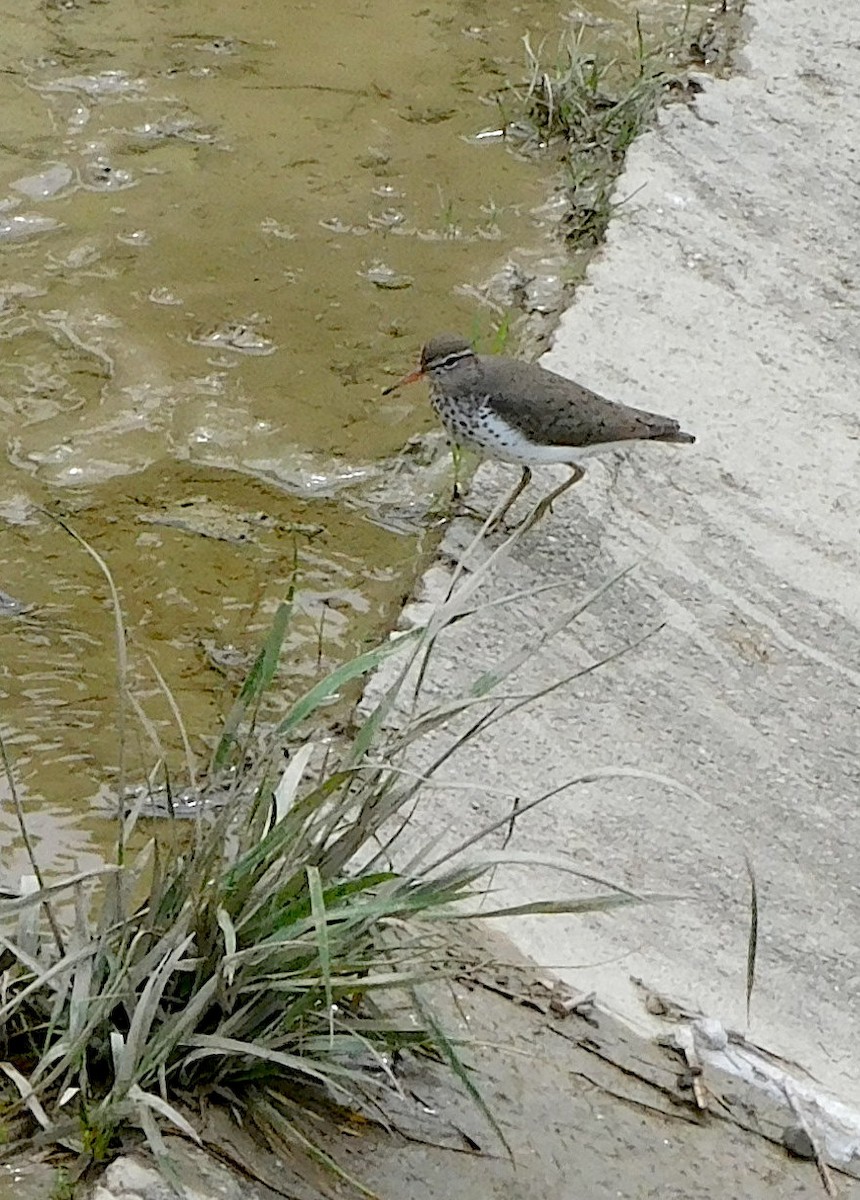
381 0 860 1113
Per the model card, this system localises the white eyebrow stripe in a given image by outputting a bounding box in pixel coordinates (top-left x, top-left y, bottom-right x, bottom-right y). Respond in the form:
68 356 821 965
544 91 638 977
439 350 472 368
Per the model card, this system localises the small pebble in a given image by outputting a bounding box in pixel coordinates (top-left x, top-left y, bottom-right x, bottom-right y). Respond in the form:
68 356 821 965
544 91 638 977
782 1124 815 1159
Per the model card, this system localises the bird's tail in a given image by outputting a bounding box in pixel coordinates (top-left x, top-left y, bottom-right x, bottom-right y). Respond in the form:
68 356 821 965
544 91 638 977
652 429 696 445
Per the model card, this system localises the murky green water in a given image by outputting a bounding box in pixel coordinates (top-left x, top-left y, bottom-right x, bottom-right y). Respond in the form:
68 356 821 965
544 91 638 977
0 0 696 873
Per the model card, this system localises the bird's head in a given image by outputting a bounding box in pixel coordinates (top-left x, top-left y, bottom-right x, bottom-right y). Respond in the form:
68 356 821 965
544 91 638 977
382 334 476 394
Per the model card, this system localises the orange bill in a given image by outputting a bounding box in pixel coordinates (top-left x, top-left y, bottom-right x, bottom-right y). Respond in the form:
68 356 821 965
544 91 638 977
381 367 424 395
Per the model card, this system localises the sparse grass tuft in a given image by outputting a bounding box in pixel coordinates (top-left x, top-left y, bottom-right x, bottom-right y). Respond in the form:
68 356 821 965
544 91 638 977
499 19 699 254
0 529 678 1189
49 1167 75 1200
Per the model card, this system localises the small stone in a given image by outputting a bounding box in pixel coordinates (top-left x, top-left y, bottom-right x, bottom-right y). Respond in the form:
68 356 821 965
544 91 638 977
10 164 73 199
692 1016 729 1052
101 1155 174 1198
782 1124 816 1159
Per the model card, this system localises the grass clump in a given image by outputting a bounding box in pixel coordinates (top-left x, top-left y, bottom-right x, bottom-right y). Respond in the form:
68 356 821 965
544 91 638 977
498 15 701 254
0 526 674 1191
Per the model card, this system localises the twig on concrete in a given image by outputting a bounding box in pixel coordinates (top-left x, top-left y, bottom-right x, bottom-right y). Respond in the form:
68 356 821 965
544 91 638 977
501 795 521 849
744 853 759 1026
781 1082 838 1198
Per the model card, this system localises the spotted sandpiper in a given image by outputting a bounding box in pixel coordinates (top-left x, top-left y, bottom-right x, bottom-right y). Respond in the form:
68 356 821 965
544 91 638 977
383 333 695 527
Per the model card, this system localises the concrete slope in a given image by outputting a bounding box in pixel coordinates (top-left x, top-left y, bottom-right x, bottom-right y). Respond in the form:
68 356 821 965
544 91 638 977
387 0 860 1107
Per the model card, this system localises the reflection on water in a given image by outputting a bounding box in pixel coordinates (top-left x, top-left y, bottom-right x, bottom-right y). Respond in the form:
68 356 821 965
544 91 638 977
0 0 691 869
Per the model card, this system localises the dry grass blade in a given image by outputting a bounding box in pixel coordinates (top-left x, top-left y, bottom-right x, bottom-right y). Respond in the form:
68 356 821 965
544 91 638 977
217 907 238 988
744 853 759 1026
471 562 636 695
408 506 533 703
126 690 166 772
439 850 646 899
273 741 316 824
416 767 705 877
0 868 119 917
128 1084 201 1143
145 652 199 789
0 735 65 956
0 1061 54 1132
15 875 40 959
306 866 334 1045
45 514 130 841
478 621 665 732
68 886 94 1046
139 976 219 1071
0 937 101 1023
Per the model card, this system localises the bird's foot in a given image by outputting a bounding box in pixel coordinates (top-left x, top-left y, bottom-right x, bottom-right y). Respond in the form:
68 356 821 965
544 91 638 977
446 483 491 524
443 489 524 536
485 504 525 534
446 499 515 536
483 515 509 536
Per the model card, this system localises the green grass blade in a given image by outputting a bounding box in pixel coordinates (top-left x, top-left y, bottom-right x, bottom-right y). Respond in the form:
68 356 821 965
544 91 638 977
433 893 669 920
180 1035 360 1095
470 564 634 696
252 1091 381 1200
411 987 511 1159
137 977 219 1078
212 600 293 772
115 933 194 1094
274 629 421 737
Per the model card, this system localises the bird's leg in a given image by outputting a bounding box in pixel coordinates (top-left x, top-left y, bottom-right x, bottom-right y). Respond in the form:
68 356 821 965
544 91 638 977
486 467 532 532
520 465 586 531
450 443 464 501
443 444 485 519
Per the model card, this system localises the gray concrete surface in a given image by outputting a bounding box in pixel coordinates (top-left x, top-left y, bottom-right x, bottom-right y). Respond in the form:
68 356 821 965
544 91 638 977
75 952 860 1200
381 0 860 1108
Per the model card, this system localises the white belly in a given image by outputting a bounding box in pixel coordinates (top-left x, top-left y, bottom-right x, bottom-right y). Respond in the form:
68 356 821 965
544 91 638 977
447 410 634 467
431 390 637 467
470 427 581 466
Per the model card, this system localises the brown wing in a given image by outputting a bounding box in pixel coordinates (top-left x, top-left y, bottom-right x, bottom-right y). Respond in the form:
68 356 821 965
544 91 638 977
479 355 691 447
